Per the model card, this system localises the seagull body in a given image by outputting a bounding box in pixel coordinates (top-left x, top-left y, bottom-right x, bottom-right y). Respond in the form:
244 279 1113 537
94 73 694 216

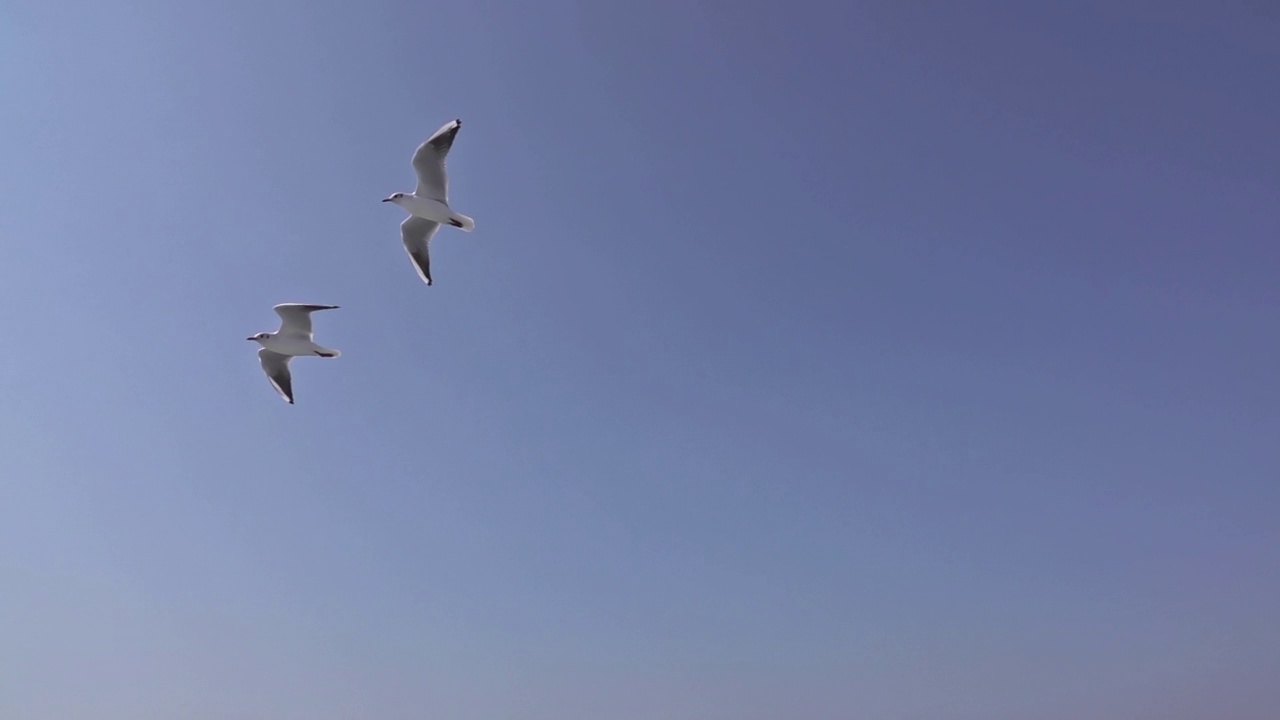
247 303 341 405
383 118 475 286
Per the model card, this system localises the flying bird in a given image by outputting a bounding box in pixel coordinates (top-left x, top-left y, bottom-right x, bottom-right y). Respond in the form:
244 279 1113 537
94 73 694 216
382 118 476 286
246 303 342 405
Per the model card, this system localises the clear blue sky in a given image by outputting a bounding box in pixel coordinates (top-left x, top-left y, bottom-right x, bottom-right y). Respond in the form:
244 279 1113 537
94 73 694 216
2 1 1278 718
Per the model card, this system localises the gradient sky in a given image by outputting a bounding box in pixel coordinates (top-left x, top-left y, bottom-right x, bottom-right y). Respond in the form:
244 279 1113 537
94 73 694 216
2 1 1278 718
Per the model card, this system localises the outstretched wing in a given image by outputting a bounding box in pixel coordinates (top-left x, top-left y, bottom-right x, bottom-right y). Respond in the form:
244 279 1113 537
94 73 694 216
258 349 295 404
401 215 441 286
411 118 461 202
273 303 339 338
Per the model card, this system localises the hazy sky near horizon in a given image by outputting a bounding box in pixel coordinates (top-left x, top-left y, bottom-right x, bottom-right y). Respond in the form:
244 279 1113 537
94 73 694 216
2 1 1278 718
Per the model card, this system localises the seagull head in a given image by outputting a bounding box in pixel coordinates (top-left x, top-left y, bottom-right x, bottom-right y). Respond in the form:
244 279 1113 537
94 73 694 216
382 192 407 204
246 332 270 343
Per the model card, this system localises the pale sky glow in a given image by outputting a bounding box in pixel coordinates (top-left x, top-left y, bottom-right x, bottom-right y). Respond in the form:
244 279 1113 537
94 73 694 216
1 2 1278 718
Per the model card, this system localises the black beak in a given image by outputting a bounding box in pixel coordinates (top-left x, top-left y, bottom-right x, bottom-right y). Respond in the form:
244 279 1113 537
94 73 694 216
246 336 256 341
381 197 392 202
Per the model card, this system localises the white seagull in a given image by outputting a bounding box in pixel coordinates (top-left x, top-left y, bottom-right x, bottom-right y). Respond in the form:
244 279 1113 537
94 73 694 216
382 118 476 286
246 303 342 405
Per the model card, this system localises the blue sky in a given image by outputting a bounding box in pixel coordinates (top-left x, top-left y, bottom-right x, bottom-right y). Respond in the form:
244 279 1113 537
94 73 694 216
2 1 1278 717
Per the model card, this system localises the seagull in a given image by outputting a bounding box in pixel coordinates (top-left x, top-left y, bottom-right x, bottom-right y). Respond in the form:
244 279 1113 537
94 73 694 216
382 118 476 286
246 303 341 405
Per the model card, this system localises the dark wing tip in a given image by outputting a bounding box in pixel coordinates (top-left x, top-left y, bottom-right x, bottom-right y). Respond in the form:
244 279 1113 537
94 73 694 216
406 243 433 286
429 121 462 150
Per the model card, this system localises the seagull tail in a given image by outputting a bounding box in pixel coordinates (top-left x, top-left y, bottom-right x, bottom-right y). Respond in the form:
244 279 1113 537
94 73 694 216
314 346 341 358
451 213 476 232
